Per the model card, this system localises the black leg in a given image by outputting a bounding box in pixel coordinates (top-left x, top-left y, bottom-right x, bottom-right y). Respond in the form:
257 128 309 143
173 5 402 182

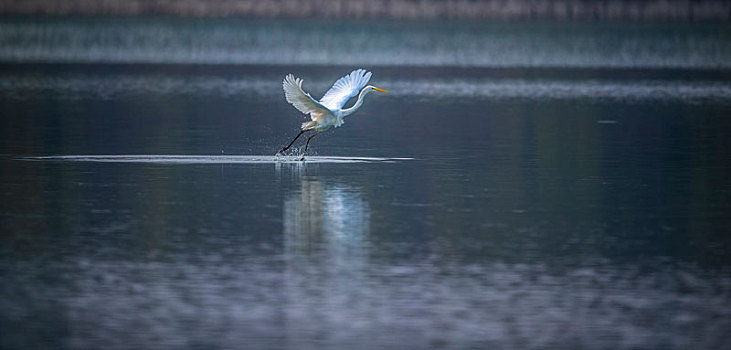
278 129 311 154
303 132 320 153
299 132 320 160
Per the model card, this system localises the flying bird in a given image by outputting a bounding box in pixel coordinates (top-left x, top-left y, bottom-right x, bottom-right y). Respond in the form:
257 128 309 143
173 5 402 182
277 69 388 158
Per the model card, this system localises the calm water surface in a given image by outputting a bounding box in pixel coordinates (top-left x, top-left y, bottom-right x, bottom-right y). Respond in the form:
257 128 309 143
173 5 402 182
1 18 731 349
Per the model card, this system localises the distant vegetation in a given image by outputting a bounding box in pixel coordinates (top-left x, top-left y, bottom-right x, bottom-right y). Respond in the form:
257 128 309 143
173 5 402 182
1 0 729 20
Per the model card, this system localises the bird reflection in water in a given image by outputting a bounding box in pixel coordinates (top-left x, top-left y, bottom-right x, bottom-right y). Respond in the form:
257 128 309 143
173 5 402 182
281 173 373 343
283 178 369 265
275 158 376 339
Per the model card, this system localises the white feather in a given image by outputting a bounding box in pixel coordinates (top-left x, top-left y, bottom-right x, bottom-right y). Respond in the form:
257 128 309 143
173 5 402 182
282 74 330 119
319 69 372 110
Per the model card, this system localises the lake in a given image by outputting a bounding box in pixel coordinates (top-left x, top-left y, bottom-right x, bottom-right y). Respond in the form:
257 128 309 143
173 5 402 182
1 18 731 349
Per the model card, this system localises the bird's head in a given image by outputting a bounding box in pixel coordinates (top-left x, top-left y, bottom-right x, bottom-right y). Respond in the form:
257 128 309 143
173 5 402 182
365 85 389 94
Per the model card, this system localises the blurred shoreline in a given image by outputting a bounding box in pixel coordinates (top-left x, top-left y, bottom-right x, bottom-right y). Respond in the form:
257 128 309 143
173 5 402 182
3 63 731 80
1 0 729 21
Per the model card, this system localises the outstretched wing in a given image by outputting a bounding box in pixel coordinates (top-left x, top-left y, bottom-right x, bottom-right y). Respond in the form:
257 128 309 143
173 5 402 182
283 74 331 118
319 69 372 110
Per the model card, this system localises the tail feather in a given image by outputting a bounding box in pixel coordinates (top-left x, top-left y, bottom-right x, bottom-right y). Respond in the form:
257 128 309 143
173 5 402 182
301 121 317 130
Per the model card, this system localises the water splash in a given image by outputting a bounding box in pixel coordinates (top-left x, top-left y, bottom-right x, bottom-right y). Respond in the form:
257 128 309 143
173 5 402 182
20 155 413 164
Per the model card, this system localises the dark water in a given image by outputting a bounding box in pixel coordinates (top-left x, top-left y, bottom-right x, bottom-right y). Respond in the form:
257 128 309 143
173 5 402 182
2 18 731 349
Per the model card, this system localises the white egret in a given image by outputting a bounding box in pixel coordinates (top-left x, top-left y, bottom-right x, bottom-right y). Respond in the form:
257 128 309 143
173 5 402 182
277 69 388 158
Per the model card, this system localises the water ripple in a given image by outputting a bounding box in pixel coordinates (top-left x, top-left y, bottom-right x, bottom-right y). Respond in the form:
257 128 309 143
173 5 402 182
2 73 730 103
20 155 413 164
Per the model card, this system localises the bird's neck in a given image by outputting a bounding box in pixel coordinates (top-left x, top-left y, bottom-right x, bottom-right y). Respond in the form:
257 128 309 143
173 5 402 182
341 88 370 117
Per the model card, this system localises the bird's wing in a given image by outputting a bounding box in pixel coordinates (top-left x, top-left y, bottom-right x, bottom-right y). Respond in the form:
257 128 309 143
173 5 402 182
283 74 331 118
319 69 372 110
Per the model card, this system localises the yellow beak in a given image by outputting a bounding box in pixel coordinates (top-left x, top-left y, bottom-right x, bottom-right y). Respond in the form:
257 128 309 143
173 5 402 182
372 87 389 93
